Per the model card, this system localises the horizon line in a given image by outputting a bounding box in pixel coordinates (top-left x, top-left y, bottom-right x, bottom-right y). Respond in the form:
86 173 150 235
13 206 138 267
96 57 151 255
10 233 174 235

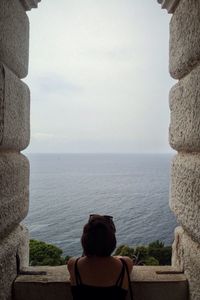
23 151 174 155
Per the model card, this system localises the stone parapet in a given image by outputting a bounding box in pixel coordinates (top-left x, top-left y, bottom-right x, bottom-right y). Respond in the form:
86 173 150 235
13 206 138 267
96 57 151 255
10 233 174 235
169 65 200 152
170 153 200 243
0 153 29 239
172 227 200 300
169 0 200 79
20 0 41 11
0 0 29 78
0 64 30 151
0 225 29 300
14 265 188 300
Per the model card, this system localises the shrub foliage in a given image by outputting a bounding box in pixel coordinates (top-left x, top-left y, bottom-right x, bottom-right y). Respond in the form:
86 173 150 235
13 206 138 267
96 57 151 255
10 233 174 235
29 239 171 266
114 240 172 266
29 239 67 266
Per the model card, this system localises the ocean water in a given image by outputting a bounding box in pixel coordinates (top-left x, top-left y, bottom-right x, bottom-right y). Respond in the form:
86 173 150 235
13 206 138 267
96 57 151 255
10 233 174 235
24 153 177 256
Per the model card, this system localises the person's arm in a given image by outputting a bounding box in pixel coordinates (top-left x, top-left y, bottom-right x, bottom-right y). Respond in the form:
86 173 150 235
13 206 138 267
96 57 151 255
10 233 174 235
122 256 133 273
114 256 133 273
67 257 76 284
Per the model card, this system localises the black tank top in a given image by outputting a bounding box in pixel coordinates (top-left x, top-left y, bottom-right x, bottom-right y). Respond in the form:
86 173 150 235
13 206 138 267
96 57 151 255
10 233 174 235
70 258 128 300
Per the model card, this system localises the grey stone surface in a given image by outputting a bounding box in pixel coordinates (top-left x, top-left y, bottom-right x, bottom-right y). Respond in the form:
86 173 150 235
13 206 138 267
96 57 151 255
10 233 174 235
14 266 187 300
158 0 180 14
172 226 200 300
0 65 4 140
169 65 200 152
170 153 200 243
0 64 30 151
20 0 41 11
0 153 29 239
0 0 29 78
172 227 184 271
0 225 29 300
169 0 200 79
17 226 29 269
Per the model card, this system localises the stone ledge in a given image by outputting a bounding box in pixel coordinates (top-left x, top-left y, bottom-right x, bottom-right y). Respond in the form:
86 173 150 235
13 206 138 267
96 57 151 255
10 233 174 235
14 266 188 300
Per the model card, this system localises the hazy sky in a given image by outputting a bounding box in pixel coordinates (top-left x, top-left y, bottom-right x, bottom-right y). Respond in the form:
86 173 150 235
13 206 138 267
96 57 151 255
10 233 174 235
25 0 175 153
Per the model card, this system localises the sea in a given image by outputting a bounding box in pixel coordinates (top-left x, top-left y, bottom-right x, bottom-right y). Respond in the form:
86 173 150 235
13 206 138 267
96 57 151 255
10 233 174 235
24 153 177 256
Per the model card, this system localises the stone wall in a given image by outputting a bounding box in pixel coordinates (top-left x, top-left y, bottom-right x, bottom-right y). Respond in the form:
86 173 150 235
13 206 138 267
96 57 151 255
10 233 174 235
14 265 188 300
168 0 200 299
0 1 40 299
0 0 198 299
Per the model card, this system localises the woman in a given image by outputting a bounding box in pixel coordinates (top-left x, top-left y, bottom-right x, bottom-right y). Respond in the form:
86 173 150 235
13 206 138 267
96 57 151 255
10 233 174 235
67 214 133 300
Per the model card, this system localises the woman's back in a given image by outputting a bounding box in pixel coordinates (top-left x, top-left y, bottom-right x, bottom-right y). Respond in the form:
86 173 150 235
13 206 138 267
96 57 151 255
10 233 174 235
68 256 132 300
67 215 133 300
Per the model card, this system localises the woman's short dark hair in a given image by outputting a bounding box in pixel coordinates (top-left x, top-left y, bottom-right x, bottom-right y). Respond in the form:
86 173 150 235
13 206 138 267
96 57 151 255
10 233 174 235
81 215 116 257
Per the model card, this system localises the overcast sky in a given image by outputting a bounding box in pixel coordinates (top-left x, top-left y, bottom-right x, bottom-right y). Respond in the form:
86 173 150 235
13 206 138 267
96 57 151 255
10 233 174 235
25 0 175 153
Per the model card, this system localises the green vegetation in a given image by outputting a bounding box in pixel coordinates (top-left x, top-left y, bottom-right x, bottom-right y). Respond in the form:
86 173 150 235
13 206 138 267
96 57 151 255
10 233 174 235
29 239 69 266
29 239 171 266
114 240 172 266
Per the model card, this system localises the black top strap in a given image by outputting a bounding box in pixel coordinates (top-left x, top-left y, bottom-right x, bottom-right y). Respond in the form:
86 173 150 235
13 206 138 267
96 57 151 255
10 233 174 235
74 257 82 285
122 259 133 300
115 259 126 287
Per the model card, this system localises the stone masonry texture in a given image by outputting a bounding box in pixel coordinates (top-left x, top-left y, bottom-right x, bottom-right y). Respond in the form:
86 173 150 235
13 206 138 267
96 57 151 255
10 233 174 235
0 153 29 239
0 0 29 78
20 0 41 11
169 65 200 152
161 0 181 14
170 153 200 244
169 0 200 79
0 225 29 300
0 64 30 151
0 64 4 140
172 227 200 300
14 266 188 300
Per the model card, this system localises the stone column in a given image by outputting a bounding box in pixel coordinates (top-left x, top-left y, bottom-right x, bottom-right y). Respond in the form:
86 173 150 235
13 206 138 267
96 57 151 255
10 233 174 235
0 1 40 299
160 0 200 299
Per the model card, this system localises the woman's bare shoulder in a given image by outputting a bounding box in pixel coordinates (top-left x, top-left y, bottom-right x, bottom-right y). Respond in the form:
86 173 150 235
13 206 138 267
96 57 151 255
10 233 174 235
67 257 79 284
113 256 133 273
67 257 78 271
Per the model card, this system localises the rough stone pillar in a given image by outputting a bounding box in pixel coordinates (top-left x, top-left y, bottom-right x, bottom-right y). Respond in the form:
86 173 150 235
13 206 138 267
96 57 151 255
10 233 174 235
160 0 200 299
0 1 40 299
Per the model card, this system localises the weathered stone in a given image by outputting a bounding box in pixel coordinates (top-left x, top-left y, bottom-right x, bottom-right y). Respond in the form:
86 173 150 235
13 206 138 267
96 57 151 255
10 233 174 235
0 64 30 151
0 153 29 239
17 226 29 269
170 153 200 243
14 265 187 300
0 225 29 300
20 0 41 11
169 65 200 152
0 65 4 140
169 0 200 79
172 227 200 300
158 0 181 14
0 0 29 78
172 227 184 271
